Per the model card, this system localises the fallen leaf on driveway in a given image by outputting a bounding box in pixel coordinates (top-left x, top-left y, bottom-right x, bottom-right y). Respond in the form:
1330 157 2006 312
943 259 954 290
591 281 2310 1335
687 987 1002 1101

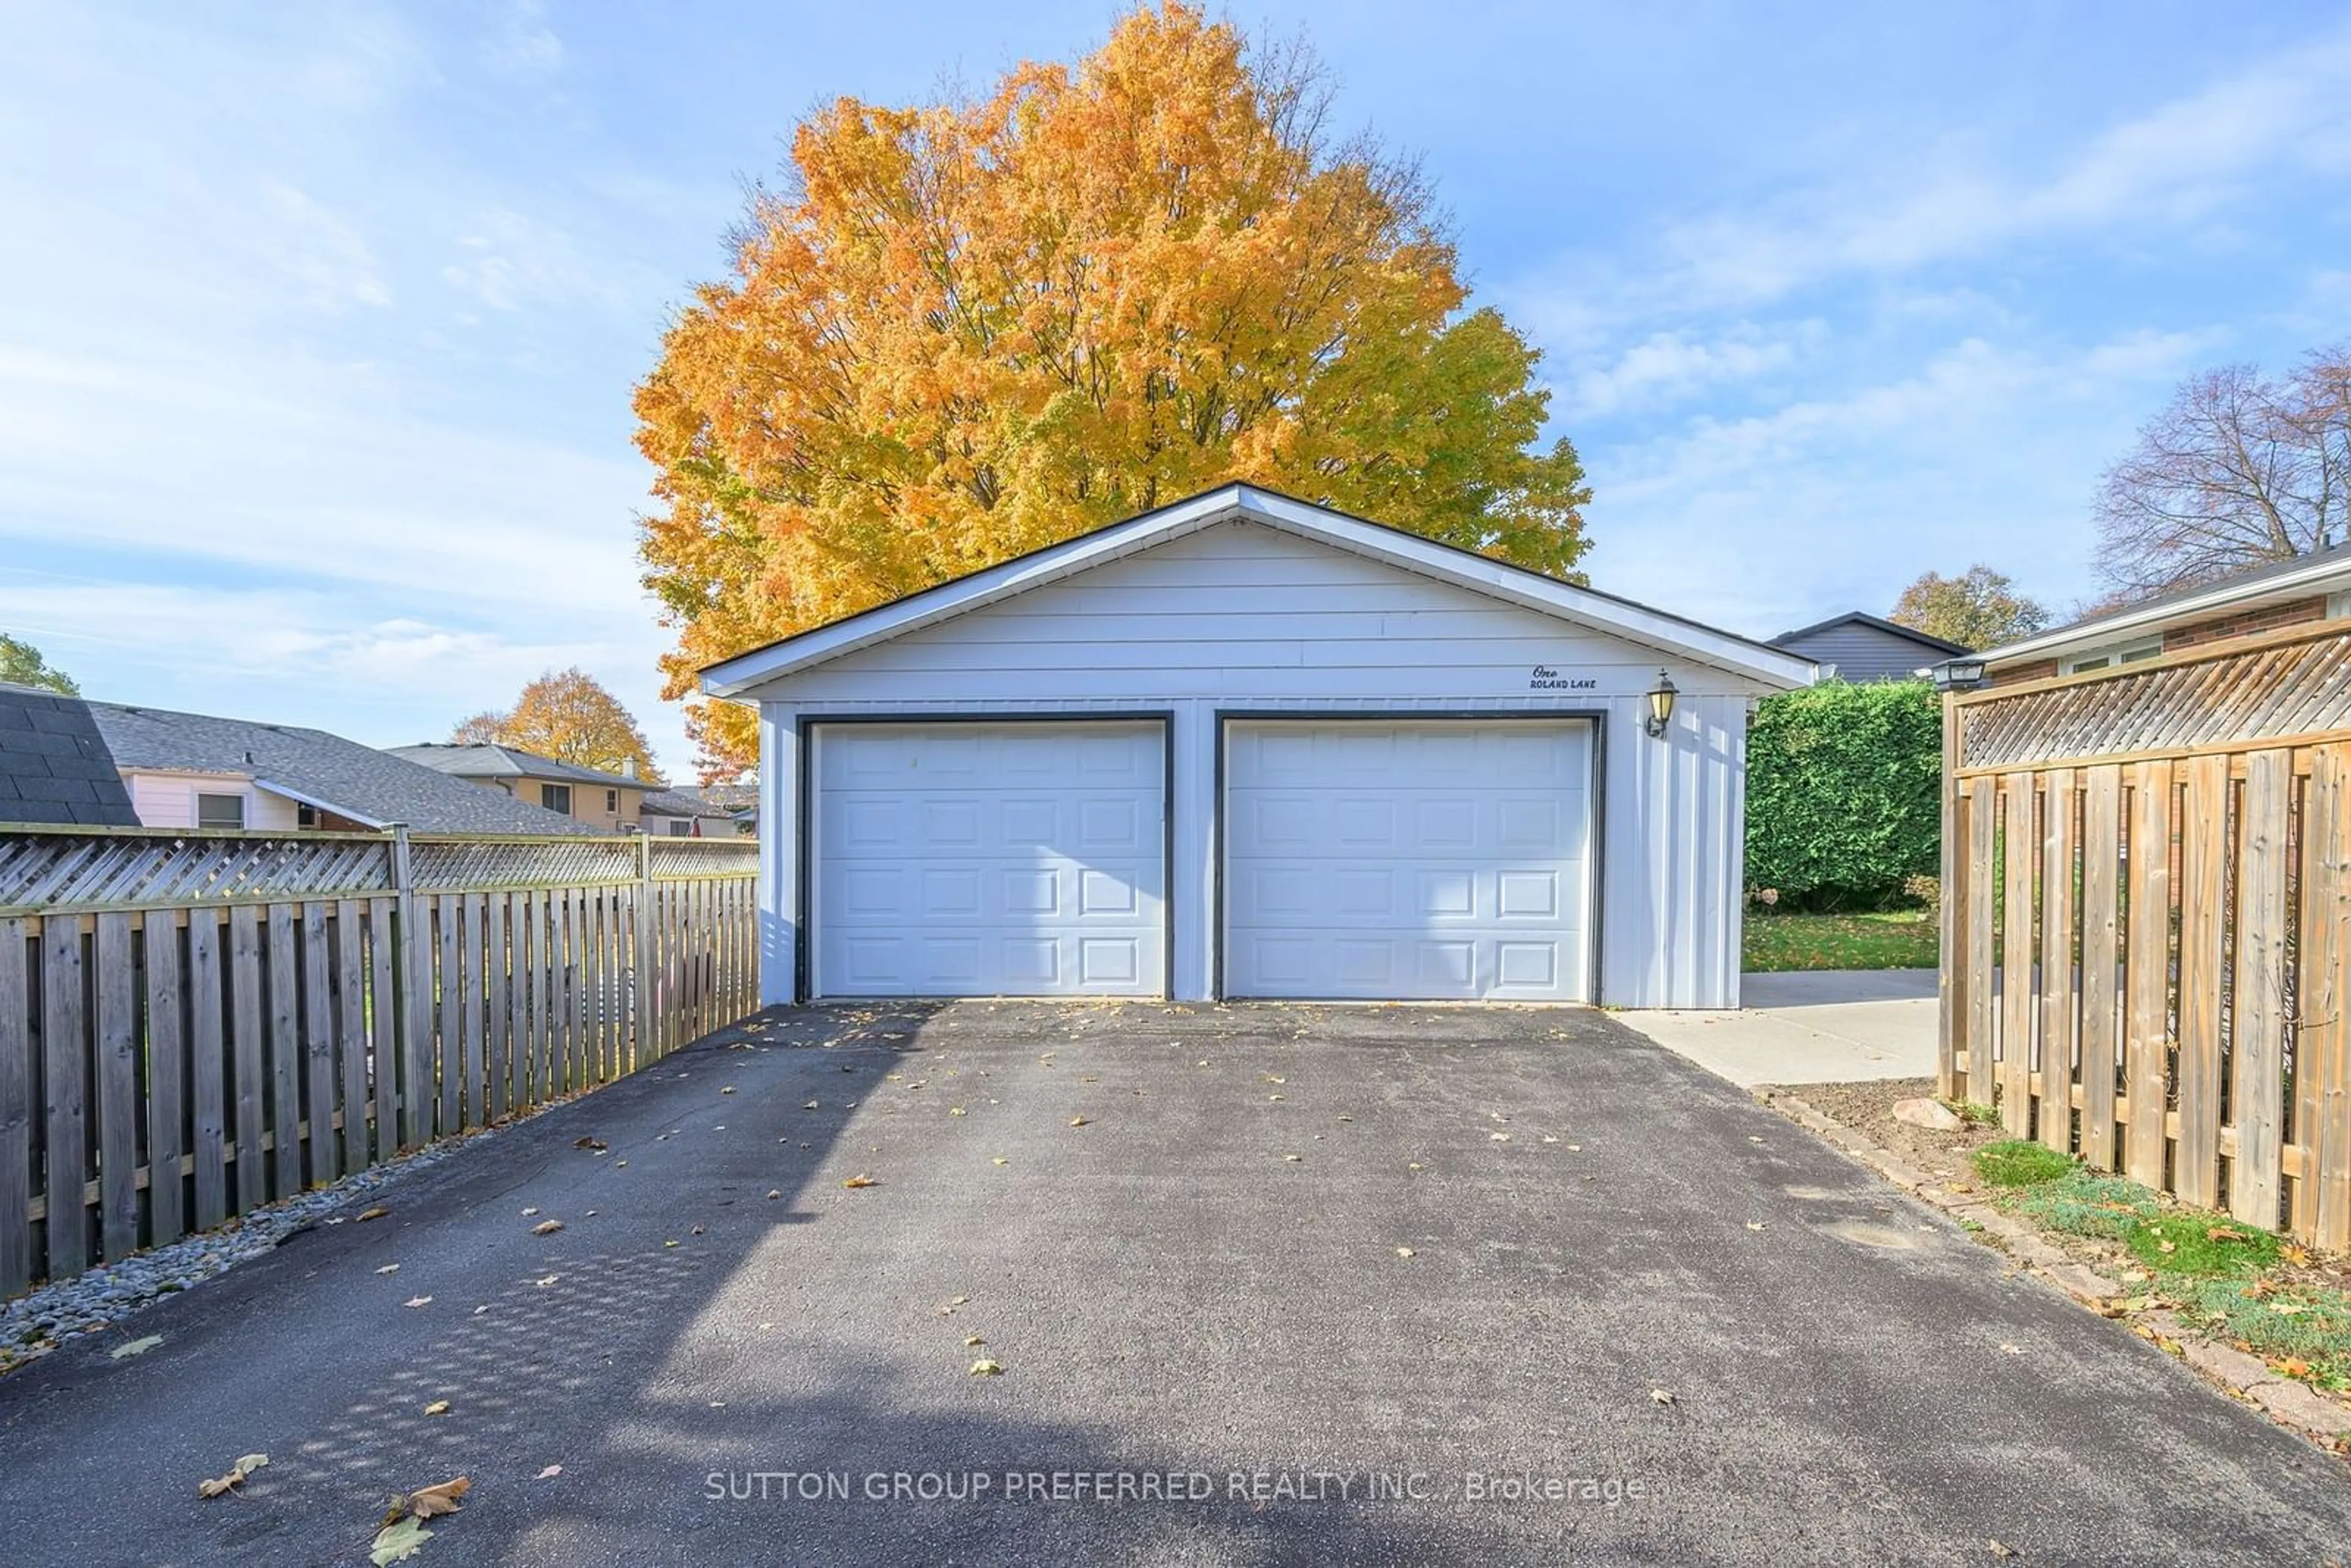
991 1157 1008 1166
1987 1542 2017 1561
1283 1154 1302 1163
396 1477 471 1521
721 1086 737 1095
536 1465 563 1480
111 1335 162 1359
534 1275 559 1287
969 1359 1003 1377
424 1400 451 1416
1068 1116 1090 1127
1262 1074 1286 1085
950 1108 967 1117
574 1136 607 1152
197 1453 268 1498
1395 1247 1415 1258
376 1264 400 1275
1999 1343 2021 1354
531 1220 564 1236
691 1225 705 1236
842 1175 877 1189
1649 1389 1676 1406
766 1189 781 1200
521 1207 539 1216
356 1206 391 1223
1490 1133 1512 1143
369 1515 432 1565
1745 1221 1768 1232
403 1296 433 1309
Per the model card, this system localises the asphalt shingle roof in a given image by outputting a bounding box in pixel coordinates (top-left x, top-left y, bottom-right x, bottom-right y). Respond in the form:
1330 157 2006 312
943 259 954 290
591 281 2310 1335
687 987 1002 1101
0 681 141 827
386 744 646 790
88 702 598 835
639 786 737 819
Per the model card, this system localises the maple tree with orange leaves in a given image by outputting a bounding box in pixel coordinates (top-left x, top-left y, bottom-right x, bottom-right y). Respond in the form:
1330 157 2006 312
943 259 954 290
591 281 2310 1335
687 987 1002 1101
636 3 1591 776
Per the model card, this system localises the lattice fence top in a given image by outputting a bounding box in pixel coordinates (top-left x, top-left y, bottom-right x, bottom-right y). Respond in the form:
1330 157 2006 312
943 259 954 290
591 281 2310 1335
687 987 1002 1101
408 836 639 890
1960 631 2351 772
643 838 761 879
1 828 757 912
0 831 394 912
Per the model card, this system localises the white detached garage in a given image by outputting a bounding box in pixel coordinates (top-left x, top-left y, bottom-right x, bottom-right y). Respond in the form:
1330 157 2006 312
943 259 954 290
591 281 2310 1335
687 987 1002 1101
702 486 1813 1010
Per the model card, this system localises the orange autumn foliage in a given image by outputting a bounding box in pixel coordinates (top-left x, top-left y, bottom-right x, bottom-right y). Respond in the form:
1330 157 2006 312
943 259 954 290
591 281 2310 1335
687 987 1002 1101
636 3 1591 776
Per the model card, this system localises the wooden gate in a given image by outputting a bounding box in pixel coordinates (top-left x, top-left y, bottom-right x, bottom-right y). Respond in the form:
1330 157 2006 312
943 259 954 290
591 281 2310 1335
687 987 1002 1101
1939 621 2351 1246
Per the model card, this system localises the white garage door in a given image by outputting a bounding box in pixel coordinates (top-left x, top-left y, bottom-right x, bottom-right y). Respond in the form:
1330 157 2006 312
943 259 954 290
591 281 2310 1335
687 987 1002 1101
812 721 1165 997
1224 719 1594 1002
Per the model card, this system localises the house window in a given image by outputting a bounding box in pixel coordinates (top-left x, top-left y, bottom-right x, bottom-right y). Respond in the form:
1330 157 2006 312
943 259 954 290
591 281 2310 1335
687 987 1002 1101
195 793 246 830
2330 590 2350 620
669 820 692 837
606 788 620 813
541 782 572 814
2061 639 2161 676
297 804 320 829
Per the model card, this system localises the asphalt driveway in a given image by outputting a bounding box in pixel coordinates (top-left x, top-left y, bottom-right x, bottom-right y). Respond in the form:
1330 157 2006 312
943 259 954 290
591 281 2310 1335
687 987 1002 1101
1 1003 2346 1566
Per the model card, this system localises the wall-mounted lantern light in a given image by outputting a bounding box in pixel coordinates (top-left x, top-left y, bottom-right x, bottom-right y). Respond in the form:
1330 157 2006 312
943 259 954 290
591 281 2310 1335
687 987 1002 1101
1644 670 1678 738
1929 657 1987 692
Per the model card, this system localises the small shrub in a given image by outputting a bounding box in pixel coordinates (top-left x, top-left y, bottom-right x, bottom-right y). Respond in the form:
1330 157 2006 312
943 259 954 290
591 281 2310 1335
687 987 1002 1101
1972 1139 2075 1188
2125 1213 2282 1276
1902 873 1943 920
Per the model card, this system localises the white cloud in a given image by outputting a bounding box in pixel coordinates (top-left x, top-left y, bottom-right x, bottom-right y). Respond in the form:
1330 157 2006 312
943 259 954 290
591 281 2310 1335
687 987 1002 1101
1564 321 1821 419
484 1 566 78
1517 24 2351 334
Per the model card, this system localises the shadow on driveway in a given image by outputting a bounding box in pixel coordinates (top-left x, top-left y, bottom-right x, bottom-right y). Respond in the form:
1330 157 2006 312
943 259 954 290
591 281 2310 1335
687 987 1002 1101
0 1001 2345 1565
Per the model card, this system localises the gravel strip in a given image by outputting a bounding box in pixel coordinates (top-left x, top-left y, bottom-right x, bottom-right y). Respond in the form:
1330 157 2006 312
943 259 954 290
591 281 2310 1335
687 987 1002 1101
1 1127 493 1375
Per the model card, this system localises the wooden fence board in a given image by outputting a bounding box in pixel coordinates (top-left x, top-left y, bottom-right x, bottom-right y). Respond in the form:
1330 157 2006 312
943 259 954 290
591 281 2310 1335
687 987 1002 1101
92 913 137 1261
486 892 510 1120
302 902 336 1187
2230 749 2292 1228
553 890 574 1093
2079 766 2122 1169
337 899 369 1176
265 903 301 1201
2175 754 2230 1209
2306 744 2351 1249
0 918 32 1295
228 906 264 1212
142 909 184 1249
2000 777 2038 1134
437 894 461 1138
2038 769 2077 1151
1965 776 1997 1105
520 890 542 1106
368 896 399 1166
461 893 485 1130
2124 763 2173 1187
42 915 87 1281
187 909 227 1230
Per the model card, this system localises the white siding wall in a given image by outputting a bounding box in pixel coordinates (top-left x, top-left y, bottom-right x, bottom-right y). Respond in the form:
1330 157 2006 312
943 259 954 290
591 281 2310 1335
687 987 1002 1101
748 520 1766 1008
122 771 299 832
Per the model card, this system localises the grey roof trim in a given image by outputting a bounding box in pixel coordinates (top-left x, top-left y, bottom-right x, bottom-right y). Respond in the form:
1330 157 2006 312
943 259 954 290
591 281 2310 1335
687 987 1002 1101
1770 611 1971 656
1985 541 2351 666
388 744 647 790
701 483 1817 697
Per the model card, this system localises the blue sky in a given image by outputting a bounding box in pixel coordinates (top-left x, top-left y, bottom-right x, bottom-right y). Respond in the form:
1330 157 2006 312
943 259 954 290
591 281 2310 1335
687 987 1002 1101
2 2 2345 776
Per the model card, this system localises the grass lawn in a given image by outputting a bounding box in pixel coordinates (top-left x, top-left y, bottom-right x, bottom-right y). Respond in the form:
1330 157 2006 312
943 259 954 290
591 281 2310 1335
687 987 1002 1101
1742 909 1937 972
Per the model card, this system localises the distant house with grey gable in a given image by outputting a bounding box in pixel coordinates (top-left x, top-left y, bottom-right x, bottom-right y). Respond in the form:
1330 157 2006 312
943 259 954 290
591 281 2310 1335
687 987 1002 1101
88 701 590 835
1768 612 1970 683
0 680 140 827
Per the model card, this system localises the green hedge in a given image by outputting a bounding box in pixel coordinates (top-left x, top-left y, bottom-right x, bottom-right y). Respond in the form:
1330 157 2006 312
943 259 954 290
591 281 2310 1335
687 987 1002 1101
1744 680 1941 910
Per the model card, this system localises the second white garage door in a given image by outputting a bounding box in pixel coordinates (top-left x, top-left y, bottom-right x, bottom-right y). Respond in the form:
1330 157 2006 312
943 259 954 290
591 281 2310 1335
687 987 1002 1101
812 721 1165 997
1223 718 1594 1002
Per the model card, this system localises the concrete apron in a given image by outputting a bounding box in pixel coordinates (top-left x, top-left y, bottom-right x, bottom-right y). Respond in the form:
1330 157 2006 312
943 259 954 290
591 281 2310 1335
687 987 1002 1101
1615 968 1938 1087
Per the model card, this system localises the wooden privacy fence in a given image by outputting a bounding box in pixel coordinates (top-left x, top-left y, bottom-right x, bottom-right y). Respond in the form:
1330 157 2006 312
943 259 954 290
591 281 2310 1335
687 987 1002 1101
1939 620 2351 1247
0 827 760 1294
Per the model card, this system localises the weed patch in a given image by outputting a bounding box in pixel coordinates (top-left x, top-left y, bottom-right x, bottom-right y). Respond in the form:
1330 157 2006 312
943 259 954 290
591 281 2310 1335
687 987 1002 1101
1972 1139 2075 1188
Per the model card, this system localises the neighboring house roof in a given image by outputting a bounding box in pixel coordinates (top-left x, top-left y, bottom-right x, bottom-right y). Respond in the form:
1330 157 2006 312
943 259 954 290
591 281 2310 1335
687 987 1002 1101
700 483 1818 698
1768 612 1969 682
387 743 645 790
0 681 141 827
89 702 594 834
640 786 738 820
1984 540 2351 668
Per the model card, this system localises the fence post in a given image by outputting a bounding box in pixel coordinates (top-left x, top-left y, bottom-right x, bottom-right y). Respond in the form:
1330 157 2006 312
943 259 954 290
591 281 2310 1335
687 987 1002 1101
1937 691 1965 1103
636 833 654 1066
390 824 430 1148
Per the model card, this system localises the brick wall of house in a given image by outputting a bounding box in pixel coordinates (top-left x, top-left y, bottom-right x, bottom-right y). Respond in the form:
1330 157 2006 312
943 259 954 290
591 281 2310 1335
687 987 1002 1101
2159 595 2330 650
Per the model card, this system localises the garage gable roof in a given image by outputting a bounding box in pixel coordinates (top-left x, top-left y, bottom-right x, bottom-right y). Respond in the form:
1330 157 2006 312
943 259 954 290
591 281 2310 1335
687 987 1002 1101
699 485 1816 697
